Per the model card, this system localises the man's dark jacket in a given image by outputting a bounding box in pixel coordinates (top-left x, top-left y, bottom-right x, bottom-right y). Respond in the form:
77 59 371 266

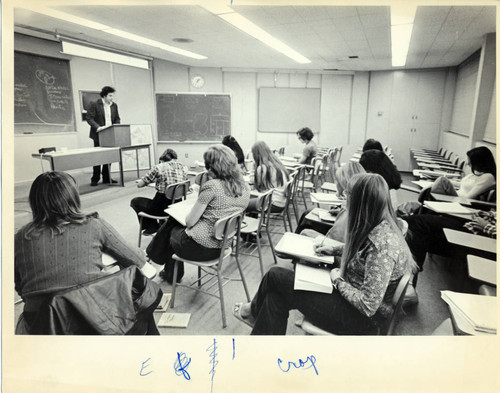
86 98 121 141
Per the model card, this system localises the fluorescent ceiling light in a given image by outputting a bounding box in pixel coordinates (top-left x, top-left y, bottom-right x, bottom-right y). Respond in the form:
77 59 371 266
202 5 311 64
391 5 416 67
20 5 207 60
61 41 150 69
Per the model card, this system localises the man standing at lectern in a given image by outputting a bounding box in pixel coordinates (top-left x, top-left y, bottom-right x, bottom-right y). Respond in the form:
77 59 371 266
87 86 121 186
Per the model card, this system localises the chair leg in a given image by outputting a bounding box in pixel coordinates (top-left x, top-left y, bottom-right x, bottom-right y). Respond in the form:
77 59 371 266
282 214 288 232
138 216 143 247
287 209 294 232
302 190 308 210
266 225 278 265
255 232 264 277
171 260 179 308
234 254 251 302
216 268 227 328
198 266 202 288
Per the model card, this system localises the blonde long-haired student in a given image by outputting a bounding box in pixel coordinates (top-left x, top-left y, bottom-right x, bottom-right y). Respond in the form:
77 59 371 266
247 141 290 212
234 173 411 335
147 145 250 283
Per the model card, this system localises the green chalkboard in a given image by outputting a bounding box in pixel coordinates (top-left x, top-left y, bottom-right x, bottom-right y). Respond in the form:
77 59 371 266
156 93 231 142
14 51 76 133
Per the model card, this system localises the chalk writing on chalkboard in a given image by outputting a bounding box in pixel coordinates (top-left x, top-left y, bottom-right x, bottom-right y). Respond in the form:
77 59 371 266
156 93 231 142
14 51 75 133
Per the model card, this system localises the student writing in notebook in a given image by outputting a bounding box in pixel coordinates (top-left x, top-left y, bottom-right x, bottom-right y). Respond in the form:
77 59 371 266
233 173 412 335
146 145 250 283
246 141 290 213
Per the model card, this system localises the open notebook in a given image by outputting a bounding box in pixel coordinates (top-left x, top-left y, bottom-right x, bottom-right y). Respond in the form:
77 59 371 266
275 232 342 265
441 290 497 334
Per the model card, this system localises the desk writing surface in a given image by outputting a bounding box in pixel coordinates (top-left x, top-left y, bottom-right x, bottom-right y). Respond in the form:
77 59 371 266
444 229 497 254
467 255 497 285
430 193 471 205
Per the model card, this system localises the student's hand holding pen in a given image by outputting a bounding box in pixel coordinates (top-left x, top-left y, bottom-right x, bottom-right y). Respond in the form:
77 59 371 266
313 243 343 256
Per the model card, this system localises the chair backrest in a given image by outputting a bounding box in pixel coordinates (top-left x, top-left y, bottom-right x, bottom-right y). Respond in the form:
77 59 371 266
476 185 497 202
194 171 210 188
165 180 190 201
383 271 411 335
278 146 285 156
254 190 274 228
213 211 244 245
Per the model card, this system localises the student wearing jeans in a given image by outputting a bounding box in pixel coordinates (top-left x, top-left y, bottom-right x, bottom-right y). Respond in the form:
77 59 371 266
130 148 188 235
234 174 412 335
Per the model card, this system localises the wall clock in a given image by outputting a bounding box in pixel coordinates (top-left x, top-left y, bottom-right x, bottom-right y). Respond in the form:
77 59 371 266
191 75 205 88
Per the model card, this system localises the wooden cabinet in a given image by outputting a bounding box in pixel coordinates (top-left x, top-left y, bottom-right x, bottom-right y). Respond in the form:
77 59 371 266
366 69 446 171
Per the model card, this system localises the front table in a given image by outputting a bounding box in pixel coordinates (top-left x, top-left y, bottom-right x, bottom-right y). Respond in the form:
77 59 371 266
32 147 124 186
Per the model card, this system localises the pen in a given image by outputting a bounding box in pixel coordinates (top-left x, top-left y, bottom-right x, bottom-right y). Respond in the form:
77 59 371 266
315 237 325 256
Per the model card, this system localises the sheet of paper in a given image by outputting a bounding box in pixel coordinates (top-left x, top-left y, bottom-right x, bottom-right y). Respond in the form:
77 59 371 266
166 200 196 226
158 312 191 328
155 293 172 311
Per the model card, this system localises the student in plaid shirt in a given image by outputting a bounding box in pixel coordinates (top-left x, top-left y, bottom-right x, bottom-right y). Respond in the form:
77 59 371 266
464 210 496 238
130 149 188 235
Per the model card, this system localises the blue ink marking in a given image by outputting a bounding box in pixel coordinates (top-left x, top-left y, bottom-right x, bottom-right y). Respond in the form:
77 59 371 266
174 352 192 380
232 338 236 360
277 356 319 375
207 339 219 393
139 357 153 376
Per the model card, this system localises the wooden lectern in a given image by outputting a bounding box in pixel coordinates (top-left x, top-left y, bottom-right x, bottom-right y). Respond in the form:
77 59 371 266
98 124 132 147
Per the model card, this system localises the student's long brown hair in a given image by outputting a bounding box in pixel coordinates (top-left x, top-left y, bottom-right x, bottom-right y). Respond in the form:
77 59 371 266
204 145 247 197
24 171 93 238
340 173 408 276
251 141 289 192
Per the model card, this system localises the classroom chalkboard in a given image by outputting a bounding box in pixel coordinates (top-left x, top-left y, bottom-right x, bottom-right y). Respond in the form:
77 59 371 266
156 93 231 142
14 51 76 133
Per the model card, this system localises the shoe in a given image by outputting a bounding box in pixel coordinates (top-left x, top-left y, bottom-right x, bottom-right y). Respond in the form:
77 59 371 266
90 181 99 187
159 266 183 284
233 302 256 328
103 179 118 184
403 283 419 307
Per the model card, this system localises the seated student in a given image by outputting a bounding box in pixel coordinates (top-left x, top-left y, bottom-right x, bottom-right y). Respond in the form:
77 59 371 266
359 149 402 208
296 127 318 165
420 146 496 201
247 141 290 213
234 173 411 335
130 148 188 235
295 161 366 238
362 138 384 152
222 135 247 172
15 172 149 333
404 210 497 273
146 145 250 283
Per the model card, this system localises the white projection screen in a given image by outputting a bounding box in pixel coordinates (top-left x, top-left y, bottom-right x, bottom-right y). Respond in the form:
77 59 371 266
258 87 321 133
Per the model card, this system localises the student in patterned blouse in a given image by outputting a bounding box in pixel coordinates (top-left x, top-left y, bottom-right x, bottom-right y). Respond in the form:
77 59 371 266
146 145 250 284
130 148 188 235
234 173 411 335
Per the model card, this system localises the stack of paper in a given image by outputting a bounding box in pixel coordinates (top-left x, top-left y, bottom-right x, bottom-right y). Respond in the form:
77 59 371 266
294 263 333 294
441 290 496 334
155 293 172 312
158 312 191 328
